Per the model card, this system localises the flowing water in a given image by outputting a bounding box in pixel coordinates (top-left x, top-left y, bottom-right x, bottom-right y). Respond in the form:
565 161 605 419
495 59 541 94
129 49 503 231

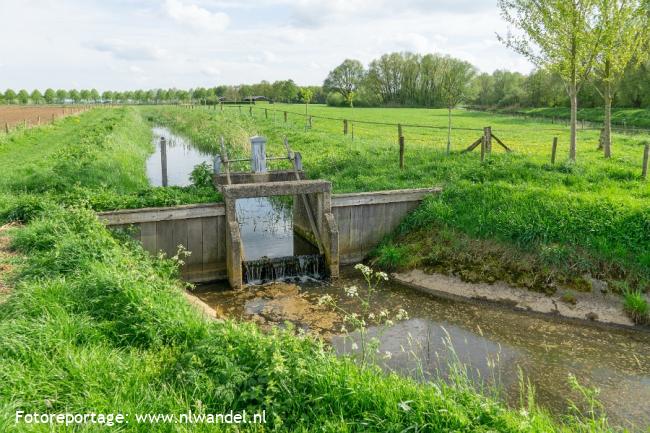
146 126 216 187
195 267 650 431
236 196 322 284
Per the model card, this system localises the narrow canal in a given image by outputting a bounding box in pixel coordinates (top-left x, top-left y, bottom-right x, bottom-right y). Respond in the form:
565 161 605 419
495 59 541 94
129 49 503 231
147 127 650 431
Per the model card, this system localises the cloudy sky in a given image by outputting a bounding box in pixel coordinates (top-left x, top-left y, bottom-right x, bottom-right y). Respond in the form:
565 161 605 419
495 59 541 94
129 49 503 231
0 0 533 91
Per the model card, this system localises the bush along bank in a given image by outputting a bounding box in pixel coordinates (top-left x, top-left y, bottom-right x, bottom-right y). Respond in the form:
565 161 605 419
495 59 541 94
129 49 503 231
0 204 618 431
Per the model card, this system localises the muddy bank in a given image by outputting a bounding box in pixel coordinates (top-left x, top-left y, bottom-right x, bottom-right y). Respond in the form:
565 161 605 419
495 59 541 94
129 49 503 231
393 269 645 329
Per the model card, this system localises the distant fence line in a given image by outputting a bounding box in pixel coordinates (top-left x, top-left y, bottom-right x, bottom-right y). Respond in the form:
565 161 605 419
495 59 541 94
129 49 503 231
185 103 649 177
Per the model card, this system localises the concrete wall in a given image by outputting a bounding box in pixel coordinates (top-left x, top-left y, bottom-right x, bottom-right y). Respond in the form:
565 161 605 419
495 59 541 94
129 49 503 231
97 204 227 283
332 188 441 264
97 187 440 283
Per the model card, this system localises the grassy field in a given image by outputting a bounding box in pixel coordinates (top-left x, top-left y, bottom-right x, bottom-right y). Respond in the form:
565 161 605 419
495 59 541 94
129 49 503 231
0 106 612 432
144 104 650 295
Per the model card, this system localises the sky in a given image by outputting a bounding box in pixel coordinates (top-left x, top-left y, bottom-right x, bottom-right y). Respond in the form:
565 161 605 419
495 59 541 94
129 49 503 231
0 0 534 91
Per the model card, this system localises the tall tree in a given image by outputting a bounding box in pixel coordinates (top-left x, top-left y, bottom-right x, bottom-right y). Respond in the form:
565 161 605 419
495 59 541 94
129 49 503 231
17 89 30 104
498 0 604 161
439 57 476 153
4 89 17 104
44 88 56 104
55 89 68 103
30 89 43 104
323 59 365 106
593 0 649 157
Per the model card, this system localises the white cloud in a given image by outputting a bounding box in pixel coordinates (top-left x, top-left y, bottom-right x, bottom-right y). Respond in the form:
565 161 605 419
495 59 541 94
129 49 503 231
91 40 167 61
164 0 230 32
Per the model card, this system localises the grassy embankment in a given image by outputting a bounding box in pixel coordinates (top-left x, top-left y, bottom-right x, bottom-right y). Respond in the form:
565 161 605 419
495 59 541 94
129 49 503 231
0 106 611 432
144 104 650 297
0 106 217 217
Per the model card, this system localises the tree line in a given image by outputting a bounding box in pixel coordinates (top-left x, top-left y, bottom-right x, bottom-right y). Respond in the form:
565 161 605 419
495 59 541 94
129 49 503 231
0 81 325 106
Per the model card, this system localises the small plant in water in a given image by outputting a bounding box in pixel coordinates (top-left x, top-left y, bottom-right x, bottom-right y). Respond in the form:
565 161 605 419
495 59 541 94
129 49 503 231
318 264 408 367
623 290 649 325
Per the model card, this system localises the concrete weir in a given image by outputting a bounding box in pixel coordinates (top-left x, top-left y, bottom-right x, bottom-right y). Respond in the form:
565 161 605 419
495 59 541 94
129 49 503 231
97 136 440 287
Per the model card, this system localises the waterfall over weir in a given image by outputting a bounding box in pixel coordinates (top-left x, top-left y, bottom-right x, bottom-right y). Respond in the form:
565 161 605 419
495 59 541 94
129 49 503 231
243 254 325 285
236 196 324 285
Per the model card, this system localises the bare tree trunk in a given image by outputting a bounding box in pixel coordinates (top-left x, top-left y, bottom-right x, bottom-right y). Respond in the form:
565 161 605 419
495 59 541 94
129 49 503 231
569 87 578 162
447 107 452 154
603 80 612 158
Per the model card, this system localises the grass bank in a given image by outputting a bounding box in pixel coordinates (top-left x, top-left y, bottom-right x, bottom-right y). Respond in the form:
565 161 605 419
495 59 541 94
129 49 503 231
0 107 610 432
143 105 650 295
0 106 217 217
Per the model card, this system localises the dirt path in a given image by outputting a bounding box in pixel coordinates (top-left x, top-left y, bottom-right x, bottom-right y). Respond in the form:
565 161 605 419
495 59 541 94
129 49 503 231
0 223 18 303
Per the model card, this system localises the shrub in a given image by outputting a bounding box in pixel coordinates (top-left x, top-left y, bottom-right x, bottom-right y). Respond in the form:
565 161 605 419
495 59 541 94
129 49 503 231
189 162 214 189
623 290 649 325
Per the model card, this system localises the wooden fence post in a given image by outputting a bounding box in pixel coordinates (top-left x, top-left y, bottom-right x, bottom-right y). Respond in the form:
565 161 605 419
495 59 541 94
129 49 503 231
238 105 242 115
643 143 649 180
284 111 287 123
343 119 348 135
483 126 492 154
480 135 486 162
308 115 312 128
265 108 268 119
4 122 8 133
37 116 41 125
351 122 354 140
399 135 405 169
398 124 402 142
249 106 252 116
551 137 558 164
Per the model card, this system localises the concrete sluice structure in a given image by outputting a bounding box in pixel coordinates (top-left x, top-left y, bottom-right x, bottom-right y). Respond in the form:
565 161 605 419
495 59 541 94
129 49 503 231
98 136 440 288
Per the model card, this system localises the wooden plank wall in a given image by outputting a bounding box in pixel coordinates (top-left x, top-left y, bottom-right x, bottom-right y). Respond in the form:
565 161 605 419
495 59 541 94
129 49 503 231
98 204 227 282
332 188 440 264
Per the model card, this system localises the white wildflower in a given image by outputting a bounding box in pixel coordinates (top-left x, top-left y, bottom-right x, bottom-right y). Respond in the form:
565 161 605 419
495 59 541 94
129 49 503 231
376 271 389 281
385 320 394 327
368 312 375 320
383 351 392 359
351 342 359 351
317 294 333 305
344 285 358 297
395 308 409 321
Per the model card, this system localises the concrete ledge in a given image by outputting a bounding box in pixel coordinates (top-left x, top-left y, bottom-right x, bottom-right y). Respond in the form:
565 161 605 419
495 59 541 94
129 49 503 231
332 187 441 207
222 180 331 199
214 170 305 186
98 203 225 225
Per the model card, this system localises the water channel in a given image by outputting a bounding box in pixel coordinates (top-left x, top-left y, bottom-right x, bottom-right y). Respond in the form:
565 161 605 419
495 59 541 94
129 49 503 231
147 127 650 431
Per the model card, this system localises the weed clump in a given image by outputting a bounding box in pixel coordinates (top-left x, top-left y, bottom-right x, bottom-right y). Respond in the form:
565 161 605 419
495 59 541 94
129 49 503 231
623 290 649 325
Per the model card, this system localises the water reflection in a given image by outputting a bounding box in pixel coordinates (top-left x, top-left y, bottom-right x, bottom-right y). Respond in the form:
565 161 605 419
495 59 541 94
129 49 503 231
146 126 215 187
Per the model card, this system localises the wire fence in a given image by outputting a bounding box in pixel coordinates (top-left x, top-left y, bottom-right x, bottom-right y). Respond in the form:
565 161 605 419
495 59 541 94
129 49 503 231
184 103 650 177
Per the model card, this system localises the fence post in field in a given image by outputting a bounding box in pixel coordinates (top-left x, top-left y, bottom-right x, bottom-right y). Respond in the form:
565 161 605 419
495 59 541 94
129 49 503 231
481 135 486 162
351 122 354 140
551 137 558 164
249 106 253 116
642 143 649 180
265 108 268 119
37 116 41 125
160 137 168 187
24 119 27 128
4 122 8 133
343 119 348 135
238 105 242 115
399 135 405 169
284 111 287 123
483 126 492 154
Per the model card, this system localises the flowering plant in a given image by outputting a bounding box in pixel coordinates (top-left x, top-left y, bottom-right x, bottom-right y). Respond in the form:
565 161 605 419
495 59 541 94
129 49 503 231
319 264 408 366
